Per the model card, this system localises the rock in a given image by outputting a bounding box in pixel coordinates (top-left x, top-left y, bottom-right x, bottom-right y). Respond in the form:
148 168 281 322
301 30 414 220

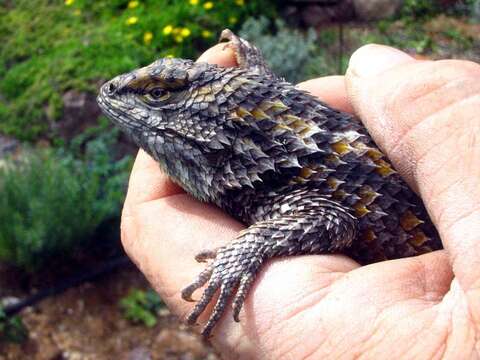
56 88 137 157
303 1 356 26
353 0 404 21
153 329 213 359
284 1 356 27
54 89 103 140
123 346 152 360
0 134 19 158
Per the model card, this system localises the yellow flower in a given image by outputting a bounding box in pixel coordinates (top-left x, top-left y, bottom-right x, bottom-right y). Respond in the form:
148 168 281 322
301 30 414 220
228 16 237 24
166 54 174 58
174 35 184 43
189 0 199 5
203 1 213 10
64 0 74 5
143 31 153 45
235 0 244 5
126 16 138 25
128 0 139 8
180 28 191 38
201 30 212 38
163 25 173 35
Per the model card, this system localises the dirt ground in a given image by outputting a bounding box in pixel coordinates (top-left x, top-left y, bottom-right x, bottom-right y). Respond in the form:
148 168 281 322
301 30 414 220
0 265 218 360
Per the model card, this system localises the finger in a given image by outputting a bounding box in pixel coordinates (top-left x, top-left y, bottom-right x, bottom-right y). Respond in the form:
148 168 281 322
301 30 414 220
124 150 183 209
297 75 354 114
197 43 237 67
121 150 184 268
345 44 480 291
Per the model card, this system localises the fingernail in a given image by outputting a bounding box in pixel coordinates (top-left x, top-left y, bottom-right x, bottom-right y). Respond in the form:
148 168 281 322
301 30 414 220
348 44 414 78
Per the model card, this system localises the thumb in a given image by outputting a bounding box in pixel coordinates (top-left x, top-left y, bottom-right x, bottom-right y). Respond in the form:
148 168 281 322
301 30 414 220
345 44 417 189
345 44 480 292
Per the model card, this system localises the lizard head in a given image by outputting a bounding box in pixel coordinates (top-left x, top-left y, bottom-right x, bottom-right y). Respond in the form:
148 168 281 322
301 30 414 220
98 58 222 134
97 57 251 201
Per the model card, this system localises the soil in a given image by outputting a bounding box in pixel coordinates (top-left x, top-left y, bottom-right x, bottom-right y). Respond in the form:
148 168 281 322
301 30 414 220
0 265 218 360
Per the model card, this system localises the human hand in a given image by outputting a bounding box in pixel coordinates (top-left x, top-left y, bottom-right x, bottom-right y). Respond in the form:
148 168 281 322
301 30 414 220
121 43 480 358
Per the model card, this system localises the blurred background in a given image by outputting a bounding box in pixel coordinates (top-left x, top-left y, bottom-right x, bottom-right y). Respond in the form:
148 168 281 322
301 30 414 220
0 0 479 358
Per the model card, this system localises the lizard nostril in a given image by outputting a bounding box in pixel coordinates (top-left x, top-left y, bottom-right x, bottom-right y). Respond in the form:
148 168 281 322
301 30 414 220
107 82 117 95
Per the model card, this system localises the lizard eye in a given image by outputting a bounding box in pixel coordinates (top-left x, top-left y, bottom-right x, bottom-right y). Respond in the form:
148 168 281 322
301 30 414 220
150 87 169 99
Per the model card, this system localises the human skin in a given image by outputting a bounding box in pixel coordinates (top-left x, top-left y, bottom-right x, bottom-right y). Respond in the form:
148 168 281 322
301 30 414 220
121 43 480 359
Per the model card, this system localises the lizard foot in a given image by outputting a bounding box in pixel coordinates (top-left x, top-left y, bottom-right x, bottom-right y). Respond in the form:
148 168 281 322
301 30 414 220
181 240 261 338
181 193 358 337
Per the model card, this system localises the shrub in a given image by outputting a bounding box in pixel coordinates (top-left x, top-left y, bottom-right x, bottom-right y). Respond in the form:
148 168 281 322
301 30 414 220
119 289 164 327
239 17 318 83
0 307 28 344
239 16 351 82
399 0 441 20
0 0 276 141
0 122 132 271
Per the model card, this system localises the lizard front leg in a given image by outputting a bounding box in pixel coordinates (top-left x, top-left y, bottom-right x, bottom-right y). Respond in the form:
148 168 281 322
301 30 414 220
181 194 358 338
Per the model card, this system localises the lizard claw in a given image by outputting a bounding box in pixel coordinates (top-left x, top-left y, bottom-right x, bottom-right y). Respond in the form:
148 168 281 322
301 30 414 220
181 265 213 302
219 28 234 43
194 249 218 263
218 28 249 68
217 28 276 76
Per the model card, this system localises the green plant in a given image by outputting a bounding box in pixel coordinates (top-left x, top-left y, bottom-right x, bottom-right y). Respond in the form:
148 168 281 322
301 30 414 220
0 0 276 141
362 19 434 54
0 307 28 344
400 0 440 20
0 123 132 270
119 289 164 327
239 16 318 83
442 26 474 48
239 17 357 80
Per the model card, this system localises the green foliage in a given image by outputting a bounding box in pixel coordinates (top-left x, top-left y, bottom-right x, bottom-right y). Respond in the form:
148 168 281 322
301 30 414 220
119 289 164 327
239 17 318 83
0 307 28 344
0 122 132 270
442 26 474 48
239 17 351 80
0 0 276 141
379 23 434 53
400 0 480 20
400 0 440 20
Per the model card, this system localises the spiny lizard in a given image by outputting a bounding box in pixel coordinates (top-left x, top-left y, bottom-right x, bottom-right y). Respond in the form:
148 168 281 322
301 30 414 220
97 30 441 338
